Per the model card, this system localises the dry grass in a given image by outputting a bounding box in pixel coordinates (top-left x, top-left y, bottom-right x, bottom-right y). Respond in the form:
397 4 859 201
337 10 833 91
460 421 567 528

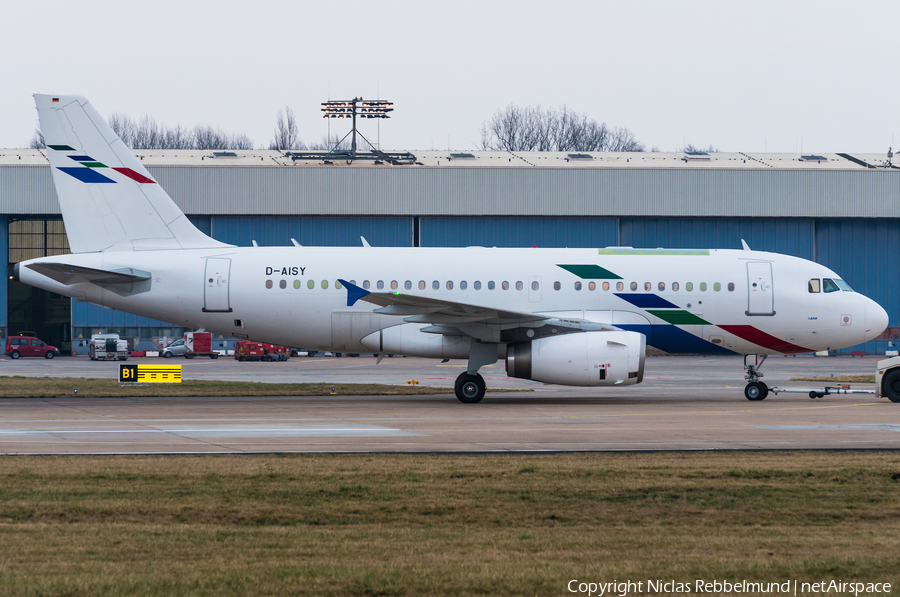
0 452 899 596
0 376 483 398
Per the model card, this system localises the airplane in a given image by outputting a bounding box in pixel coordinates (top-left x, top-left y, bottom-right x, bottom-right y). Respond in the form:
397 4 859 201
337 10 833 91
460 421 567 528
14 94 890 403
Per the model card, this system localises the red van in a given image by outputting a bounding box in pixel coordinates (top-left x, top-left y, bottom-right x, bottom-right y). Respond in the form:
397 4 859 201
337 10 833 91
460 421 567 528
5 336 61 359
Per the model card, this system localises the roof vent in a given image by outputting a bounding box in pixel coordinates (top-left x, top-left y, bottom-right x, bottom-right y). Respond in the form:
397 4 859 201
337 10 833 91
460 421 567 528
684 152 711 161
566 153 594 160
449 152 475 159
212 151 238 158
800 155 827 162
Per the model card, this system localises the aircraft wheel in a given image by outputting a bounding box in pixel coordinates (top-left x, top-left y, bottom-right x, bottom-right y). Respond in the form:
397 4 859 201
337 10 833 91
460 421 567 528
882 369 900 403
10 350 20 359
745 381 768 401
455 372 486 404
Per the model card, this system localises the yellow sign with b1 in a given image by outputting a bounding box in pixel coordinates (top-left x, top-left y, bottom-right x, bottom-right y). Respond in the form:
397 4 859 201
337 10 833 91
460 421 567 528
119 364 182 384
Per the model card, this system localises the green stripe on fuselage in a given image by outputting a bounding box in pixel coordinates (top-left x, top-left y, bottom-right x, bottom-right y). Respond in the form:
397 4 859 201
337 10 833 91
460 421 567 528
598 248 709 256
556 264 622 279
646 310 711 325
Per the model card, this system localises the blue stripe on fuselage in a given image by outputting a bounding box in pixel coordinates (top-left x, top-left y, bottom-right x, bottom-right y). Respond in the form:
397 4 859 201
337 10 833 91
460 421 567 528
616 324 737 355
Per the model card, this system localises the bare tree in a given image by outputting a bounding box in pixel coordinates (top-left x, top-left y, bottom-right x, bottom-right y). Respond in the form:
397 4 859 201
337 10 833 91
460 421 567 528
480 104 644 152
28 128 45 149
681 143 719 154
107 113 254 150
307 134 354 151
269 106 305 150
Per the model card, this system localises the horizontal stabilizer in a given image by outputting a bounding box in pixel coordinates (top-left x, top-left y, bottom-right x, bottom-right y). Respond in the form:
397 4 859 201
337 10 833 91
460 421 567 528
25 263 152 297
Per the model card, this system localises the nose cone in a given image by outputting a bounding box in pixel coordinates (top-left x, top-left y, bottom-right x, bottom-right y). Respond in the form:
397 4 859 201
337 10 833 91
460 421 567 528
865 299 889 342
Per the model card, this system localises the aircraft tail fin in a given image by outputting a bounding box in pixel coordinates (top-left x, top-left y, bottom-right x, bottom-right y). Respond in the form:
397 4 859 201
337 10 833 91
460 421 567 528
34 94 232 253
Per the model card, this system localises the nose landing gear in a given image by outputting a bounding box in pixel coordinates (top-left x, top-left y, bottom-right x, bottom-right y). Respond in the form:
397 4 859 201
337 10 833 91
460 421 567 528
744 354 769 400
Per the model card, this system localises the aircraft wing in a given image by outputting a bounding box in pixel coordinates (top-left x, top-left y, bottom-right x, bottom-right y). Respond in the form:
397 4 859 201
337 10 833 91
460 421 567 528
339 279 550 325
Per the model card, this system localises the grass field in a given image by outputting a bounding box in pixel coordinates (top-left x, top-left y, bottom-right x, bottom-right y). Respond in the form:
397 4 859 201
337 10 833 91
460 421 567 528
0 376 480 398
1 452 899 596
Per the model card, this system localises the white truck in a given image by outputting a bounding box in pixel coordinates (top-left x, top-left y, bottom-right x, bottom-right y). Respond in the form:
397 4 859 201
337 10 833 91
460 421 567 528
876 357 900 402
89 334 130 361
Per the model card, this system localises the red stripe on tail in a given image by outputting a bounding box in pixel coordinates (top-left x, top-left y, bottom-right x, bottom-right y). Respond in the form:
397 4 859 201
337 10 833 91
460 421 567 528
113 168 155 184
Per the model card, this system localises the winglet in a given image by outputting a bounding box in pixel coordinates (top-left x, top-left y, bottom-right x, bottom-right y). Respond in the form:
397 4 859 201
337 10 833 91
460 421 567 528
339 279 370 307
741 239 751 251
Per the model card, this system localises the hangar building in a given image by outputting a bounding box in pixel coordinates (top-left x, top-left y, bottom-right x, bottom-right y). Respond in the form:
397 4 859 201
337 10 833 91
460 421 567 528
1 148 898 355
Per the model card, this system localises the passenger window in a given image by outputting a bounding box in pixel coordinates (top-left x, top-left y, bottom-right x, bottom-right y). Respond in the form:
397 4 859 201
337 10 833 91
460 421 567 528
574 281 582 291
727 282 734 291
700 282 707 291
672 282 679 291
615 282 622 291
532 281 539 290
335 280 342 289
293 280 301 289
309 280 316 289
432 281 440 290
474 281 481 290
823 278 840 293
553 281 561 290
630 282 638 291
405 281 412 290
446 281 454 290
588 282 596 291
502 281 509 290
460 281 467 290
686 282 693 291
658 282 665 291
391 281 398 290
714 282 721 292
362 280 370 290
516 281 523 290
321 280 329 289
488 281 495 290
419 281 426 290
808 279 820 293
602 282 609 291
377 280 384 290
266 280 273 289
349 280 356 286
644 282 651 291
279 280 287 289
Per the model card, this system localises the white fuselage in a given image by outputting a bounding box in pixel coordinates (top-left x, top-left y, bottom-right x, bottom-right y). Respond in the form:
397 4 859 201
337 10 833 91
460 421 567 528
18 246 887 358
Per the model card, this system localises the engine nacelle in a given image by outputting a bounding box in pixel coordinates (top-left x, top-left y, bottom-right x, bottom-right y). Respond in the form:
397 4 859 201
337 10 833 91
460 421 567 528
360 323 473 359
506 331 646 386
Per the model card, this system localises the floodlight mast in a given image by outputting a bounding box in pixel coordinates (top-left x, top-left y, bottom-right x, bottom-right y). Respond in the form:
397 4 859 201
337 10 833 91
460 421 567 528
321 97 393 160
286 97 416 165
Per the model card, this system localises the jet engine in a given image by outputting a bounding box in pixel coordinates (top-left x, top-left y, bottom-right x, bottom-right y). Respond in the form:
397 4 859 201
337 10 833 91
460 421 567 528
506 331 646 386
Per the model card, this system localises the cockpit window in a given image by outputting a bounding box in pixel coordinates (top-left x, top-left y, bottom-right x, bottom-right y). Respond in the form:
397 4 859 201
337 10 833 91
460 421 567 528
835 278 853 292
808 279 820 293
823 278 840 293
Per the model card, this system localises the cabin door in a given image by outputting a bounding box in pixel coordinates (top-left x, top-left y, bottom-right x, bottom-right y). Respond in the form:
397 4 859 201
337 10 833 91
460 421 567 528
203 258 233 312
746 261 775 316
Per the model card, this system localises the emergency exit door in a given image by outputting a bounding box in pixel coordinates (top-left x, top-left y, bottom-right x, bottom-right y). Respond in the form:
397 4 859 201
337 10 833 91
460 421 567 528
746 261 775 316
203 258 232 312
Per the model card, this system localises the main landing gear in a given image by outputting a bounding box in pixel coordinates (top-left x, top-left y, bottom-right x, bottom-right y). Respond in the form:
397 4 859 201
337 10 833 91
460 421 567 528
454 341 498 403
744 354 768 400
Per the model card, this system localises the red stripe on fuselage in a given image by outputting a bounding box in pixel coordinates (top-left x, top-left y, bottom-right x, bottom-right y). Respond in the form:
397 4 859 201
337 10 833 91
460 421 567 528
718 325 812 354
113 168 155 184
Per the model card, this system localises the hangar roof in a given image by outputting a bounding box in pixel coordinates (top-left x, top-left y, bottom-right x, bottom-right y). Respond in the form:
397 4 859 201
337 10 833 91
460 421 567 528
0 149 896 170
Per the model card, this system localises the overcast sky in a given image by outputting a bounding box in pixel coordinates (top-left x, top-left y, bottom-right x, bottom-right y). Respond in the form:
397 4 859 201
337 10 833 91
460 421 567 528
2 0 898 154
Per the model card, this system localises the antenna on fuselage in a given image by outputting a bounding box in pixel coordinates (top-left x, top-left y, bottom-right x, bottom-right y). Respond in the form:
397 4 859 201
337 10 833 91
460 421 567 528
291 238 302 247
360 236 372 248
741 239 751 251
